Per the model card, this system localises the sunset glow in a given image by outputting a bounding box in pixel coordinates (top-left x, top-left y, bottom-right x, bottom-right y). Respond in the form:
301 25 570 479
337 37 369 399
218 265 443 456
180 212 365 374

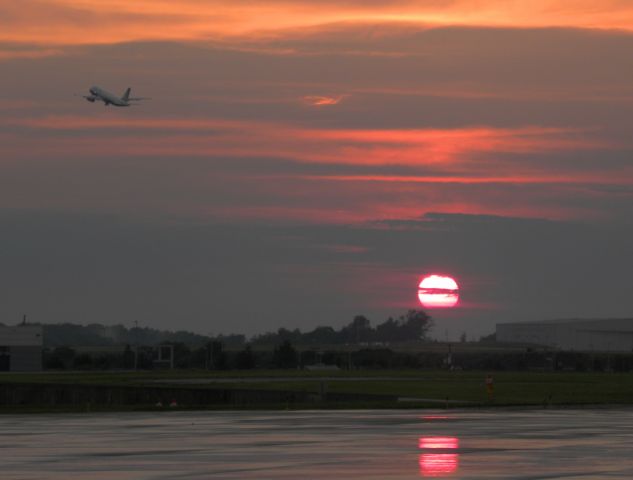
4 1 633 49
419 437 460 477
419 437 459 449
418 276 460 309
419 454 459 477
1 0 632 339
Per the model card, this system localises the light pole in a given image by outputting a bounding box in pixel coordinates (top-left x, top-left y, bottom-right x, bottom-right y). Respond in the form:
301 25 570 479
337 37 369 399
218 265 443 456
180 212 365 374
133 320 139 371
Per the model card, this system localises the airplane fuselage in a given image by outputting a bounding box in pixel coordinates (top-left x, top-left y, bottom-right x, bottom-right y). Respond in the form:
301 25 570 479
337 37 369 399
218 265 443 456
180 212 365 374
86 86 130 107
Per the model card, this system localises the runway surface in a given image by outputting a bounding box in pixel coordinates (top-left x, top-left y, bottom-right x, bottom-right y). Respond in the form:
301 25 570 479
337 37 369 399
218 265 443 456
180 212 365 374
2 408 633 479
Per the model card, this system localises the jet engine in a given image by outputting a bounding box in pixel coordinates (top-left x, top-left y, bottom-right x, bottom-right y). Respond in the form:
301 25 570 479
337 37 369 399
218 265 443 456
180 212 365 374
85 96 96 103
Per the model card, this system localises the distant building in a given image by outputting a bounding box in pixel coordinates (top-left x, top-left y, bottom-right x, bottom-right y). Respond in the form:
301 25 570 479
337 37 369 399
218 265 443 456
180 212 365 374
0 325 43 371
496 318 633 352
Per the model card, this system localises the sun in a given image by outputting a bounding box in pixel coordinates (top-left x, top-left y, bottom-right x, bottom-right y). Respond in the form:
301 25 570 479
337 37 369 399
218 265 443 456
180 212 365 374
418 275 459 308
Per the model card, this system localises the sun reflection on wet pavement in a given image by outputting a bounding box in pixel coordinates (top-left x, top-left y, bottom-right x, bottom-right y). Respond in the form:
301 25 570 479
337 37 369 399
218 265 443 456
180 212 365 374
2 410 633 479
418 436 459 477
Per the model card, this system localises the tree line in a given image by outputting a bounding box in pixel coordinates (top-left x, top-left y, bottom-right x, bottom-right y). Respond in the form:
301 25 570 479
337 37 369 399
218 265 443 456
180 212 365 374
251 310 433 346
13 309 434 348
44 343 633 373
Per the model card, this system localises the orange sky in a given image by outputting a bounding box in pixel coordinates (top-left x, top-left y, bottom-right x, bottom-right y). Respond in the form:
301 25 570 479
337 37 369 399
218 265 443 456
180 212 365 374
1 1 633 335
2 113 627 224
4 0 633 47
3 115 608 170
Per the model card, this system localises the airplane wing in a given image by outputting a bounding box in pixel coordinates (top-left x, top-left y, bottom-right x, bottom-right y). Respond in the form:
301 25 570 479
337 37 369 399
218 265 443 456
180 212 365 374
74 93 98 102
128 97 151 101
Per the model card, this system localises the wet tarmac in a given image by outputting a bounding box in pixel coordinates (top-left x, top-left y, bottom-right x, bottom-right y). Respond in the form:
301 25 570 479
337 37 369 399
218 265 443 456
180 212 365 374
2 409 633 479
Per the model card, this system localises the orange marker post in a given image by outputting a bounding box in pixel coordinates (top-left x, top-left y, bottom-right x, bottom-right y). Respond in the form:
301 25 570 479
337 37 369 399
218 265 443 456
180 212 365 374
485 374 494 402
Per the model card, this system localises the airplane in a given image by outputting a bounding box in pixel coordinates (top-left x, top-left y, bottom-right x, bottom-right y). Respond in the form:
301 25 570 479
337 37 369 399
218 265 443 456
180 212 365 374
80 86 149 107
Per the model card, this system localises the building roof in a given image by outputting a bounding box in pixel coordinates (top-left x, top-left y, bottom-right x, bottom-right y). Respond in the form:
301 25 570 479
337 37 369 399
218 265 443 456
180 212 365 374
497 318 633 327
0 325 43 346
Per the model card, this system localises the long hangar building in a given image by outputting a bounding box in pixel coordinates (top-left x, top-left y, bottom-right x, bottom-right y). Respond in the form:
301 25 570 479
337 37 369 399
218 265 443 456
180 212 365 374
0 325 43 371
497 318 633 352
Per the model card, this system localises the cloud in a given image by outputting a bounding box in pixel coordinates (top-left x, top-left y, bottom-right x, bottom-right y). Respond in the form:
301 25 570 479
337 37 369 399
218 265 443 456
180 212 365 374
0 24 631 226
297 173 631 186
372 211 557 230
4 1 633 50
4 30 633 114
0 2 632 342
0 209 631 338
0 45 65 60
5 116 604 166
2 112 628 224
303 95 348 106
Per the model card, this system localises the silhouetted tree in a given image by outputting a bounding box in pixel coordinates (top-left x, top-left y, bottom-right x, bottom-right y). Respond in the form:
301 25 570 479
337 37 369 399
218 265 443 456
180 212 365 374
46 346 76 369
73 353 93 370
303 326 339 345
39 322 211 347
341 315 372 344
216 333 246 347
372 310 432 342
399 310 433 341
375 317 399 342
236 345 256 369
251 331 284 346
478 333 496 343
353 315 372 343
273 340 298 368
123 344 135 369
208 340 227 369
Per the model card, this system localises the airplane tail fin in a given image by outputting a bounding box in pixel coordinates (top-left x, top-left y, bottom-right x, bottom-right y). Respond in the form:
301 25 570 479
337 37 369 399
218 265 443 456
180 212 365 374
122 88 131 102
